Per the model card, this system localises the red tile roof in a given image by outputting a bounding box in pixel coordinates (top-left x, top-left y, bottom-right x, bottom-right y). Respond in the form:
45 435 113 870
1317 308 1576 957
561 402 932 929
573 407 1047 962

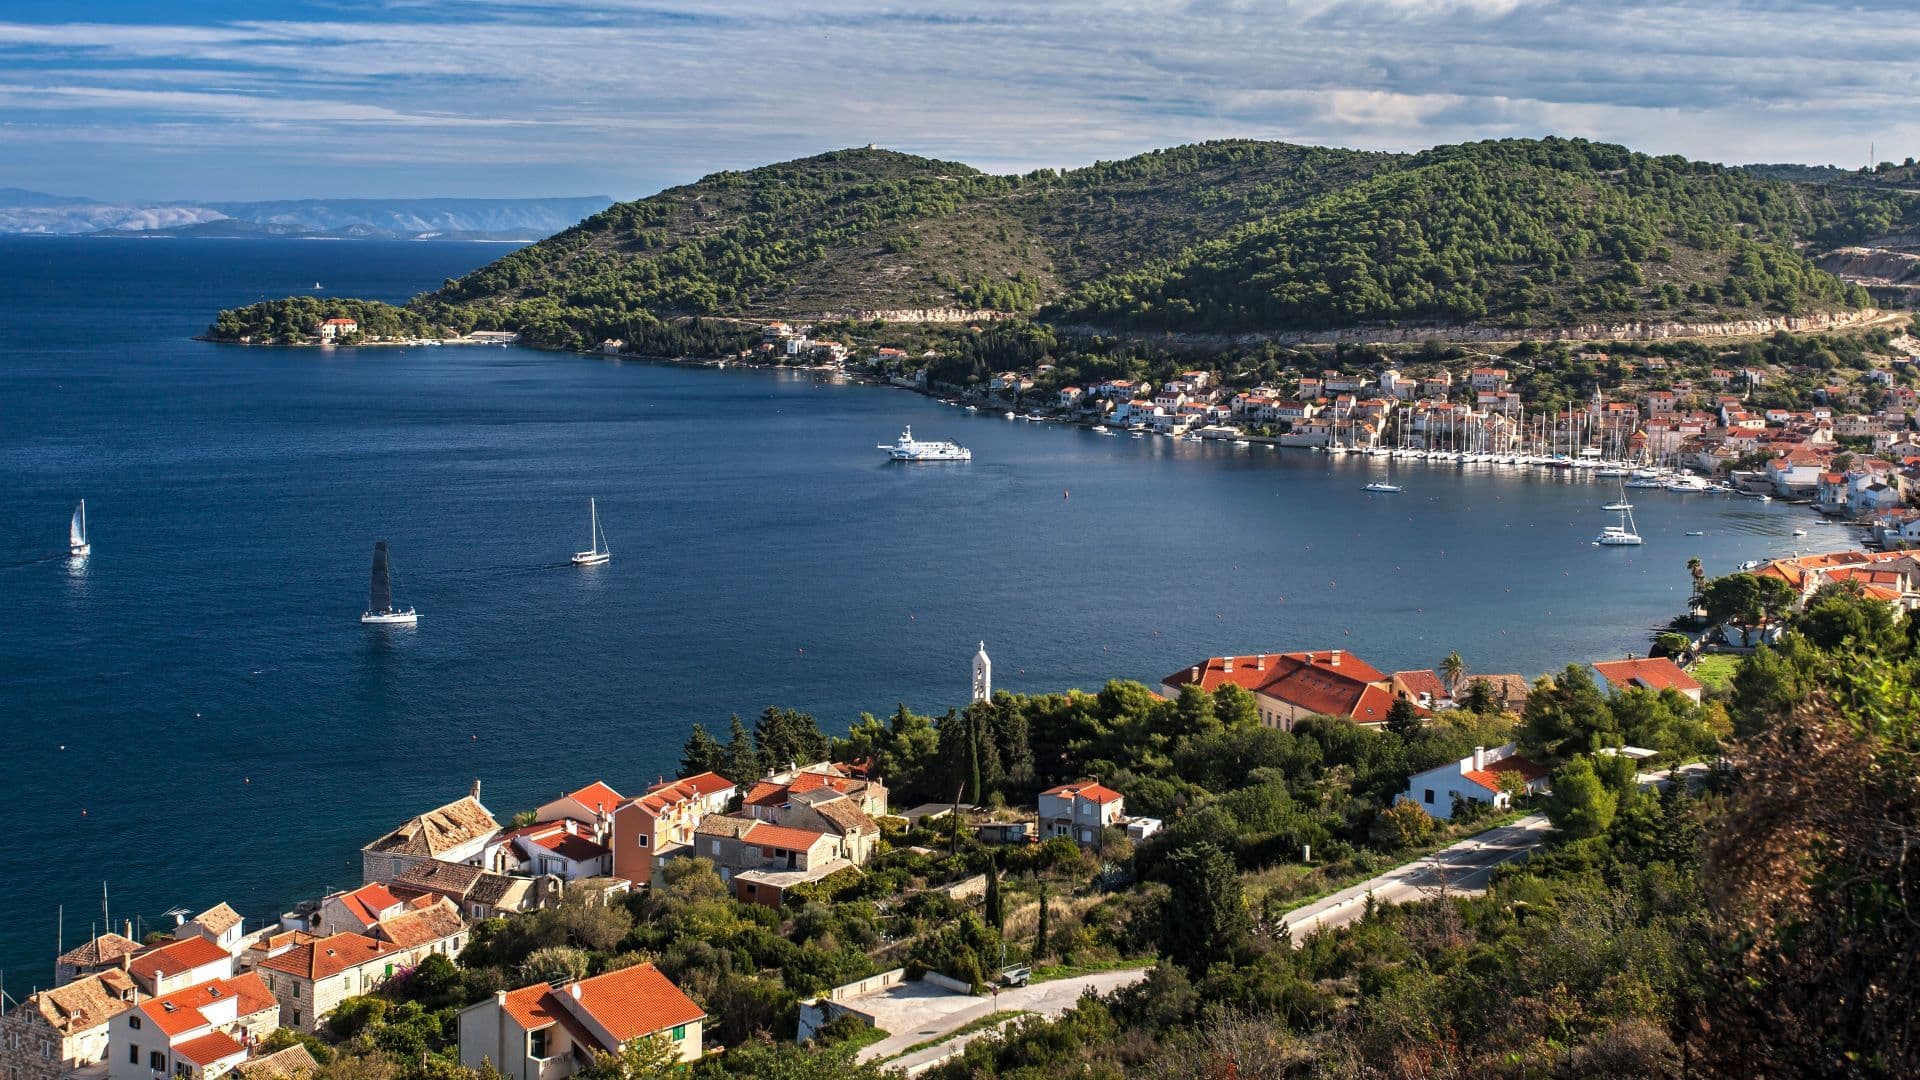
670 771 735 797
564 781 623 814
136 974 275 1038
337 883 402 926
128 935 230 983
173 1030 246 1067
1592 657 1704 696
742 821 833 851
499 982 557 1030
560 962 704 1045
530 830 609 862
1040 781 1123 805
1390 670 1450 701
256 933 399 982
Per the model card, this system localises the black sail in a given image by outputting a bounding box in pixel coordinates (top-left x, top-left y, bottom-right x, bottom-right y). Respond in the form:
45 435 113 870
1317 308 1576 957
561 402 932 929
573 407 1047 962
369 541 393 613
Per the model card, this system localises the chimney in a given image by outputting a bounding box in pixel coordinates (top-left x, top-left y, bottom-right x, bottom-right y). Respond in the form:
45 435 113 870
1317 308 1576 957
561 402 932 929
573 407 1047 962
569 983 582 1000
470 779 482 802
1330 649 1342 667
1472 746 1487 771
1222 656 1235 672
494 990 508 1006
1255 654 1265 671
1189 666 1200 681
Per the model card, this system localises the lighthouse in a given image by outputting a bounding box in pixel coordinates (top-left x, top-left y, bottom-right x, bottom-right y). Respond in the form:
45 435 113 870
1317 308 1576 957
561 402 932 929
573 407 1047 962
972 641 992 703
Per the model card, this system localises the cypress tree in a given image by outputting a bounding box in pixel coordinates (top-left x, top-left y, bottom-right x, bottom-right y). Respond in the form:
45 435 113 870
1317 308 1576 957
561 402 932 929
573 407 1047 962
680 723 725 777
723 714 763 783
1034 880 1051 960
984 858 1004 931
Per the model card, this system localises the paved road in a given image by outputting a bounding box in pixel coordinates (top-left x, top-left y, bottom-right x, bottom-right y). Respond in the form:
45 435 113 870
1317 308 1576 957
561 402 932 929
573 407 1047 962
1277 813 1553 942
853 968 1148 1070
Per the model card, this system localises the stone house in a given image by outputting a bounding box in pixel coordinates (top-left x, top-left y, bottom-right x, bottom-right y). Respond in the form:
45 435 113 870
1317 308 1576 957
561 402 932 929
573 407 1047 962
173 904 248 960
0 969 138 1080
53 932 143 988
253 933 402 1033
360 784 499 885
314 883 409 937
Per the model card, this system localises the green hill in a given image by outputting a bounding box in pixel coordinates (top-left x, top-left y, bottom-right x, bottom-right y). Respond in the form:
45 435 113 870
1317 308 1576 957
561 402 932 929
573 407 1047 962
212 138 1884 350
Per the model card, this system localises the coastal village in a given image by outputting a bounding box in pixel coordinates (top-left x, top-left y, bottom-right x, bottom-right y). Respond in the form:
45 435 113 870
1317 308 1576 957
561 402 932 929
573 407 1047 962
7 531 1912 1078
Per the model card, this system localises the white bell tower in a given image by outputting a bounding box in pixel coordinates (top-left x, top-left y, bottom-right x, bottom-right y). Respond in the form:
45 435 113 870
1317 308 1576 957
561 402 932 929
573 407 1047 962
971 641 992 703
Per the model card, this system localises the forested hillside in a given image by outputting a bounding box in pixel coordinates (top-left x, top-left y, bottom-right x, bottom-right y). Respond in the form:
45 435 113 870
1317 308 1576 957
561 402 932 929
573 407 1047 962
213 138 1896 350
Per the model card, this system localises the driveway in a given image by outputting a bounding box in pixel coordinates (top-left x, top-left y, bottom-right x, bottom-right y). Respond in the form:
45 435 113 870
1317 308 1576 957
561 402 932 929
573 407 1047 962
854 968 1148 1068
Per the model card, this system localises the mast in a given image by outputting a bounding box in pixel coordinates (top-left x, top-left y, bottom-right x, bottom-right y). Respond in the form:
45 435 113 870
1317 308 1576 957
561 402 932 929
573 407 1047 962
369 542 393 615
589 498 599 554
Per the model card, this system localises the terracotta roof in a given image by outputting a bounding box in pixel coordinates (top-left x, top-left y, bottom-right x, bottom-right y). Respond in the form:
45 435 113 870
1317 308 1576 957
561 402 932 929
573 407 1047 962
742 780 787 806
1593 657 1704 696
673 772 736 797
499 982 557 1030
372 898 466 950
1464 674 1531 707
742 821 834 851
335 883 403 925
811 798 877 836
135 974 275 1038
19 971 135 1034
173 1030 247 1067
467 873 521 908
528 830 609 862
561 781 623 815
392 859 486 898
1162 650 1390 721
1040 781 1124 805
556 962 704 1045
191 903 244 936
1390 670 1450 701
232 1045 320 1080
364 796 498 858
57 932 143 968
256 933 399 982
128 934 230 983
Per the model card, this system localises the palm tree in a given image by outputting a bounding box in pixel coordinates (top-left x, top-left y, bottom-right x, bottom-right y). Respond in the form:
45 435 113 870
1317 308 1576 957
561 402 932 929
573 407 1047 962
1687 557 1706 610
1440 651 1467 696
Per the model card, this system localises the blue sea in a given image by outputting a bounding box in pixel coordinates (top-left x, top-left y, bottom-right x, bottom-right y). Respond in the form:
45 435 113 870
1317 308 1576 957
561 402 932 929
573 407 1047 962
0 236 1830 986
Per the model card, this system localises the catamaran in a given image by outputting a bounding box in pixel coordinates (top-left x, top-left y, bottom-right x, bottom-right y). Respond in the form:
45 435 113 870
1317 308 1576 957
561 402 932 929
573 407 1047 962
572 498 612 566
68 499 90 557
361 541 418 625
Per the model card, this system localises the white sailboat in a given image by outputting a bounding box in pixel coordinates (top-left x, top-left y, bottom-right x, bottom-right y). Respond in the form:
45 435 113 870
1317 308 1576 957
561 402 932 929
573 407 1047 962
571 498 612 566
68 499 90 557
1595 505 1644 546
361 541 418 625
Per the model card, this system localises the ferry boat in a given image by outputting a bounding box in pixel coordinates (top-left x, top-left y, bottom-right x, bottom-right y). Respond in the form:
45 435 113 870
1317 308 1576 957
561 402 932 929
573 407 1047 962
879 426 971 462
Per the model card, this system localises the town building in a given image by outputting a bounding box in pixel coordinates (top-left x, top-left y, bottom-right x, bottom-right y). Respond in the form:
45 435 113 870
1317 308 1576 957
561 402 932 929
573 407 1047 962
53 932 144 987
106 974 278 1080
1037 782 1124 845
361 784 500 885
128 935 235 997
456 962 705 1079
609 772 738 885
253 933 402 1033
172 904 248 961
0 969 138 1080
1400 744 1549 820
1591 657 1705 704
317 318 357 342
1161 649 1397 729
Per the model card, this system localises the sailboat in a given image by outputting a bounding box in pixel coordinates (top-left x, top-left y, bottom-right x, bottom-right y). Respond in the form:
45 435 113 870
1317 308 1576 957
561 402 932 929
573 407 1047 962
361 541 418 625
1594 505 1644 546
68 500 90 557
571 498 612 566
1601 480 1633 513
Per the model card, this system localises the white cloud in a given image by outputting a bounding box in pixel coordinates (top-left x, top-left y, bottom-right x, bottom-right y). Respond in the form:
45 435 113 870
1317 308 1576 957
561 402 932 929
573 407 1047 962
2 1 1918 198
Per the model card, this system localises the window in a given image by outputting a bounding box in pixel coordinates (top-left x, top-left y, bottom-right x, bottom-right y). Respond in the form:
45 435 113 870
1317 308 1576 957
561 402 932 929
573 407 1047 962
637 834 647 847
709 840 720 855
130 1016 143 1030
671 1025 685 1041
129 1045 141 1065
291 1012 301 1027
1423 789 1434 804
151 1050 167 1070
529 1029 549 1059
391 858 403 878
40 1040 52 1060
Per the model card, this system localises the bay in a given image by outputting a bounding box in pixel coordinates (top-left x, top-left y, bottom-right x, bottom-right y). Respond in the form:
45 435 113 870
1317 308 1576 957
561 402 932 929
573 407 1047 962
0 237 1827 986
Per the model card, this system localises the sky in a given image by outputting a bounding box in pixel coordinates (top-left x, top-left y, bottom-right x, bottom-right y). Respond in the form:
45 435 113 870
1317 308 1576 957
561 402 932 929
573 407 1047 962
3 0 1919 202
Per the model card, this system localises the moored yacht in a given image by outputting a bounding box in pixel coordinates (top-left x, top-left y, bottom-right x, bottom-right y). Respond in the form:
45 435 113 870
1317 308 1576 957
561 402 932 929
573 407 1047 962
571 497 612 566
1594 505 1644 546
880 426 971 462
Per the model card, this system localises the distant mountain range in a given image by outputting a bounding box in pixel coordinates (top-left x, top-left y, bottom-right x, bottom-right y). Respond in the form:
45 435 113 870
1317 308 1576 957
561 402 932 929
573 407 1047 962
0 190 614 241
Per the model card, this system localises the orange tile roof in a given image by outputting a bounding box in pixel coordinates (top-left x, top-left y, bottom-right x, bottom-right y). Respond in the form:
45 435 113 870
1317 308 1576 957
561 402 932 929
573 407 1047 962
1593 657 1704 696
174 1030 247 1067
561 962 705 1045
1040 781 1123 805
564 781 623 814
337 883 402 925
668 771 735 797
128 934 230 983
499 982 557 1030
256 933 398 982
1390 670 1450 701
136 974 275 1038
530 830 609 862
742 821 833 851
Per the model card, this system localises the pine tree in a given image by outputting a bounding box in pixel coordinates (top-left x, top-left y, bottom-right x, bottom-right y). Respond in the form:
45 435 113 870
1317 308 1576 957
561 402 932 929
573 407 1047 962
1386 695 1422 738
754 706 828 771
680 723 724 777
1159 842 1250 975
723 714 763 783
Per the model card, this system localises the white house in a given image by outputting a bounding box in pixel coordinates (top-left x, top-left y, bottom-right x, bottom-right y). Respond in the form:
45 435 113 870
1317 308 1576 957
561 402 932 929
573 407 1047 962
173 903 248 960
107 974 278 1080
457 962 705 1080
128 935 235 997
1400 744 1548 821
1037 782 1124 845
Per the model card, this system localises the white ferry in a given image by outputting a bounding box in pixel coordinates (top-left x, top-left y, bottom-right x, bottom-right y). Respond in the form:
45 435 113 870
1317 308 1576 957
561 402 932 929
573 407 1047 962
880 426 971 462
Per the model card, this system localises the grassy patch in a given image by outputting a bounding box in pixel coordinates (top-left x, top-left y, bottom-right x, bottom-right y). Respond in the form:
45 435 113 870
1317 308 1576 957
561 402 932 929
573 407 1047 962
1689 653 1742 690
1030 957 1150 983
887 1010 1029 1060
822 1023 890 1053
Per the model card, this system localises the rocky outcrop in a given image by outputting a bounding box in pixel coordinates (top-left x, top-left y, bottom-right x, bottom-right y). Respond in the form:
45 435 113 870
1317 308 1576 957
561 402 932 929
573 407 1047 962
1058 309 1888 347
1819 247 1920 287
